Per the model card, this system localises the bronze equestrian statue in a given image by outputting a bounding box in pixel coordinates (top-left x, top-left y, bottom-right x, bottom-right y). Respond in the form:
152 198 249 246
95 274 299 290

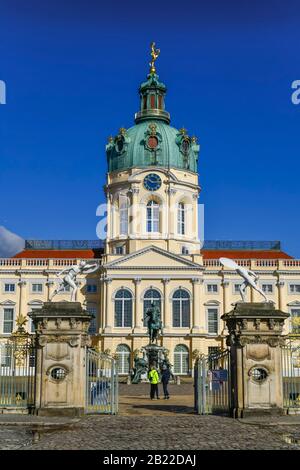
143 302 163 343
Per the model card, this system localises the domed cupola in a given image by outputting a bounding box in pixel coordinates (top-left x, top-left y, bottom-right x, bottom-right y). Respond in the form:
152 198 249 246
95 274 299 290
135 42 170 124
105 43 200 174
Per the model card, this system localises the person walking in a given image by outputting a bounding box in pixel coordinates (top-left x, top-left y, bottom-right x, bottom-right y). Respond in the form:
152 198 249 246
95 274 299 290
148 364 160 400
161 365 173 399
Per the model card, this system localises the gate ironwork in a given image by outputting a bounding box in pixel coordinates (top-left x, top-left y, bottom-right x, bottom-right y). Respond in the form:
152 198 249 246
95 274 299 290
85 348 118 414
0 340 35 410
282 339 300 411
194 349 231 415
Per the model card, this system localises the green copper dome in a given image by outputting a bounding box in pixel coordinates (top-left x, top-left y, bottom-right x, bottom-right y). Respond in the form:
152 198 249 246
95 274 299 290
106 121 199 173
106 68 200 173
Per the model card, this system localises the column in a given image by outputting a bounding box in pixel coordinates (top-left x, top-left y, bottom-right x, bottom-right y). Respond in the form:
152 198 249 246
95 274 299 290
75 280 85 304
133 277 142 332
18 280 27 319
162 277 171 331
167 188 177 240
130 187 140 237
104 278 113 333
198 278 205 333
192 192 199 242
46 280 55 302
192 278 201 332
100 275 106 334
277 281 285 311
221 279 230 330
106 191 112 241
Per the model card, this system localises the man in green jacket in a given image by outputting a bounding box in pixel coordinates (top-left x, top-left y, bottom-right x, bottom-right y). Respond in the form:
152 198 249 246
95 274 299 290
148 365 160 400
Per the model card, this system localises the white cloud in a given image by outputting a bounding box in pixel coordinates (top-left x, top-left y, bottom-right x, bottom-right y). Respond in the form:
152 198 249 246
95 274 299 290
0 226 25 257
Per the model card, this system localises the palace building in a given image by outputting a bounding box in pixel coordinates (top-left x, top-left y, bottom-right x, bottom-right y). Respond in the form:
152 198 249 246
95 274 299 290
1 49 300 376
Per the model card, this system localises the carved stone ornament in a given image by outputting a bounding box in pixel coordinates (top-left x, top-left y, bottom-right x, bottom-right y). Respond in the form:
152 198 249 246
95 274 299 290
69 318 79 329
37 335 80 347
81 336 92 348
238 335 285 348
37 336 48 347
269 319 275 330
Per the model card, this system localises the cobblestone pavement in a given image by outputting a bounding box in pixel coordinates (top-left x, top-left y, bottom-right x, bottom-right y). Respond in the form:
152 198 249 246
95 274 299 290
21 415 300 450
1 384 300 450
0 427 33 450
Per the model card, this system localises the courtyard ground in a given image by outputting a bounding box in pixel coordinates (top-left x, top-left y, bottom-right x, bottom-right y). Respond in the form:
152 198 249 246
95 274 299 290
1 381 300 450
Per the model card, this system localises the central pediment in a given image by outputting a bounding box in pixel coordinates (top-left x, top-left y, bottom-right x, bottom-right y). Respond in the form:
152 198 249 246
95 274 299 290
104 245 203 270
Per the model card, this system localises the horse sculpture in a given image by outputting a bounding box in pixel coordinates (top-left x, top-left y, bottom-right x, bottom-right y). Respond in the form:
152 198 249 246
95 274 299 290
144 302 162 343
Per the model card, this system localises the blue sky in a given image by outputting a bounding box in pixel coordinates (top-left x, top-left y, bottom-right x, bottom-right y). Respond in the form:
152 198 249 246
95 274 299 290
0 1 299 255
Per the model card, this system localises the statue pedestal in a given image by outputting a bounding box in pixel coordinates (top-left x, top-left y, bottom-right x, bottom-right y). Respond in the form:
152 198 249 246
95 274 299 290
131 343 170 383
30 302 92 417
222 302 289 418
142 343 167 370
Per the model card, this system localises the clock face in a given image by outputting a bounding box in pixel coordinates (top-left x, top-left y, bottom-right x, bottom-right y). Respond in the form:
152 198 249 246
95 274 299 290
144 173 162 191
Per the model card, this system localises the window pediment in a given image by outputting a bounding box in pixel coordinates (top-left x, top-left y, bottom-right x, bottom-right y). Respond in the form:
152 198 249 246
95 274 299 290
0 300 16 306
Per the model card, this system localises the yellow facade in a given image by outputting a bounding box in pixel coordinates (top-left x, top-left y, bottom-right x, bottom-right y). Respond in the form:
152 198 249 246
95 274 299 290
1 246 300 375
1 60 300 377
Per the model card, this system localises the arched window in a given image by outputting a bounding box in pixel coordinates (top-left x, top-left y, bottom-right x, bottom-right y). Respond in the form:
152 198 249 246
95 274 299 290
114 289 132 327
172 289 190 327
143 288 161 326
119 195 128 235
116 344 131 375
174 344 189 375
146 200 160 233
177 202 185 235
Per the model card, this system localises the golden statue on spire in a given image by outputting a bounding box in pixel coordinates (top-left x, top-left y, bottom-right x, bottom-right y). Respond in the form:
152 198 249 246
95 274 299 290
149 42 160 74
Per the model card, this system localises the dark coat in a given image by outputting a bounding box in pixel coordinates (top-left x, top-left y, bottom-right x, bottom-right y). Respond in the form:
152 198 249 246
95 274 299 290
161 369 172 383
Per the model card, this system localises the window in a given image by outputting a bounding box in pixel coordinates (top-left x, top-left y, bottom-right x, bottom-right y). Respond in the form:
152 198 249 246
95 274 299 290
3 308 14 333
0 345 11 367
289 284 300 294
207 308 218 335
172 289 190 327
32 283 43 293
87 305 97 334
290 308 300 334
146 200 160 233
116 344 131 374
207 284 218 294
4 283 15 293
143 289 161 326
234 284 241 294
119 195 128 235
115 246 124 255
181 246 189 255
174 344 189 375
86 284 97 293
115 289 132 327
29 307 41 333
262 284 273 294
177 202 185 235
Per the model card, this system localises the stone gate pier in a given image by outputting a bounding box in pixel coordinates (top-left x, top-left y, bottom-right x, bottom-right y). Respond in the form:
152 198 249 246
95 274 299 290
222 302 289 418
30 302 92 417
